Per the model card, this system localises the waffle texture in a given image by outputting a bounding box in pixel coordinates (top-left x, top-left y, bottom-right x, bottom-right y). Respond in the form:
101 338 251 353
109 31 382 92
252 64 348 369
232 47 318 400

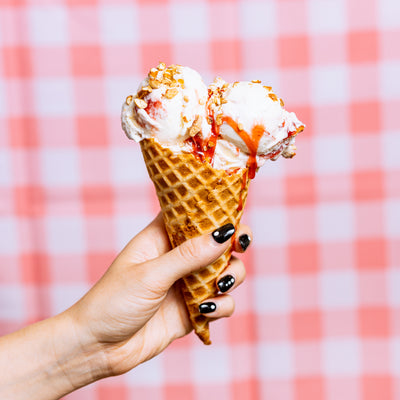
140 138 250 344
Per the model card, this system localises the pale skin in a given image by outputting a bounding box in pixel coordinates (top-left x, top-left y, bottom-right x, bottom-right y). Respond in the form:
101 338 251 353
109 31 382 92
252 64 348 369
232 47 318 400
0 213 251 400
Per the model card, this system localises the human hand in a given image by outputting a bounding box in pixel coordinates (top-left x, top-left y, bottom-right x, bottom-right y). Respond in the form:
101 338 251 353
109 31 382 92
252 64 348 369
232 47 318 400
68 213 252 379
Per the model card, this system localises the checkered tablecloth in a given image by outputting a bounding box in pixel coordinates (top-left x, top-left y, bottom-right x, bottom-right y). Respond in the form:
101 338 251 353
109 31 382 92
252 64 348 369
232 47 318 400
1 1 400 399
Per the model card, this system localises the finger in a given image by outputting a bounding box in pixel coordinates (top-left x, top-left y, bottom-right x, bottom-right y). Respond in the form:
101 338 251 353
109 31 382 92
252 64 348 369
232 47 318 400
232 224 252 253
118 212 171 264
216 255 246 293
140 223 236 290
198 294 235 319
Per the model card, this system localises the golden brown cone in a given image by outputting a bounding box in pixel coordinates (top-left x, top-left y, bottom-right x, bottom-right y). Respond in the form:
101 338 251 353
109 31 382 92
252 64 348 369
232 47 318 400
140 138 250 344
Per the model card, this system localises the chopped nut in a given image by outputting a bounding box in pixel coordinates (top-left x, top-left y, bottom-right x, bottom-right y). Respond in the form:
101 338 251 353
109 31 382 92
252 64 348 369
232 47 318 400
165 88 179 99
221 98 228 104
264 85 272 91
134 98 147 109
238 123 244 131
280 98 285 107
141 86 153 93
183 115 189 123
183 95 189 102
187 115 203 137
149 68 158 78
125 95 133 105
215 114 223 125
207 116 213 125
157 62 166 70
149 79 161 89
268 93 278 102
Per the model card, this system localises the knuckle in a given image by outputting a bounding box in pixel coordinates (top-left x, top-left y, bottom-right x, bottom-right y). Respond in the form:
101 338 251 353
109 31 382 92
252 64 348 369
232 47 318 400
176 238 200 264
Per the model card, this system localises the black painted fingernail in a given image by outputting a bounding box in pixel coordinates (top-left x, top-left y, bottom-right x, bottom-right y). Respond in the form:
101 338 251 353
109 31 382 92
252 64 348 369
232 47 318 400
199 302 217 314
217 275 235 293
238 234 251 251
212 223 235 244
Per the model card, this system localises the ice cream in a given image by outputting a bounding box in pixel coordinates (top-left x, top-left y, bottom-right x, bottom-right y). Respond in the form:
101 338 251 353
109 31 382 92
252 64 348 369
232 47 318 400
122 63 304 179
121 63 304 344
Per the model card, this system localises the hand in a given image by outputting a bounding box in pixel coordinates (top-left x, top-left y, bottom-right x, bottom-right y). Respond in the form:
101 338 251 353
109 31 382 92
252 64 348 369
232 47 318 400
69 213 252 379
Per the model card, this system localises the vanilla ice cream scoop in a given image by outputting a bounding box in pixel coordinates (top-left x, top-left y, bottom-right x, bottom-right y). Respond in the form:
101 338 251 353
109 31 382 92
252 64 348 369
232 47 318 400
208 79 304 176
121 63 304 177
121 63 211 153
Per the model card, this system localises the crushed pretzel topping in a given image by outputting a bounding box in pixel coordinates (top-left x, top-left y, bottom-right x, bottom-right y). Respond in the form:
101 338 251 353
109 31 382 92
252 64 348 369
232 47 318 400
216 114 223 126
157 62 166 70
252 79 261 83
149 79 161 89
187 115 202 137
134 98 147 109
165 88 179 99
125 95 133 105
268 93 278 102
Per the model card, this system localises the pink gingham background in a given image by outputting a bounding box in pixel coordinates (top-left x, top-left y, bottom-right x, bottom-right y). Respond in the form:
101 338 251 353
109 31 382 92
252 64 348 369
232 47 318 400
1 0 400 399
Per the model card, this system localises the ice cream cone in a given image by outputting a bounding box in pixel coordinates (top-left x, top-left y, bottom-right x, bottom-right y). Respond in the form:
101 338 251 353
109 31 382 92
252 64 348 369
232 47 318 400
140 138 250 344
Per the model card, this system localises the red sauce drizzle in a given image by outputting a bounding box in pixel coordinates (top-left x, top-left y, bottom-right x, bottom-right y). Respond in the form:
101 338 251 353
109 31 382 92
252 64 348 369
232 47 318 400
221 116 265 179
145 100 163 119
184 106 220 163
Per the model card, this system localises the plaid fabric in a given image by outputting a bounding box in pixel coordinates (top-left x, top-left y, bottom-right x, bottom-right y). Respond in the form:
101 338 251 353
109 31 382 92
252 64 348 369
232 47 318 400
1 0 400 399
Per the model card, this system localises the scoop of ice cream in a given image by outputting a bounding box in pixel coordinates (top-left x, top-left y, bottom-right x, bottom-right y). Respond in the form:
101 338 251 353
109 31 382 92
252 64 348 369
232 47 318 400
121 63 211 151
121 63 304 177
208 79 304 175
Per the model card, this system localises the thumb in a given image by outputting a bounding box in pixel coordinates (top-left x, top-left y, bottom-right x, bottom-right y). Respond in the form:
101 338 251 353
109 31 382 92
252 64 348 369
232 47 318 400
140 223 236 290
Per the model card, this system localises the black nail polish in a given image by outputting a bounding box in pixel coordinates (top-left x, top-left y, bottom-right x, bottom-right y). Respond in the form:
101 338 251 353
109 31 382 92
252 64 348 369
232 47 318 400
212 223 235 244
238 234 251 251
217 275 235 293
199 302 217 314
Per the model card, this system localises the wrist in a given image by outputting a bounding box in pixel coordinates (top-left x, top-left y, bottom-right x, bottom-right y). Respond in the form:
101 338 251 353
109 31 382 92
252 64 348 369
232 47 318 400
51 308 111 391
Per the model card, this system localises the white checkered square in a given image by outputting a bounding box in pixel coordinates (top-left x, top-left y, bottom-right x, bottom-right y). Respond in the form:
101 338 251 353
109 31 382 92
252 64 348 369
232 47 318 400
27 5 69 46
313 135 352 174
382 132 400 169
254 275 291 313
307 0 347 34
45 216 86 254
0 217 19 255
380 62 400 100
114 213 153 251
50 283 89 315
192 344 231 383
387 267 400 306
317 202 355 242
378 0 400 29
105 76 142 115
239 1 277 38
322 337 361 375
33 77 74 117
170 2 209 42
99 5 139 45
250 206 287 246
125 353 164 385
0 284 25 320
319 270 358 310
384 199 400 238
311 65 349 105
258 341 294 378
0 149 11 186
110 147 149 185
0 80 6 117
40 148 80 187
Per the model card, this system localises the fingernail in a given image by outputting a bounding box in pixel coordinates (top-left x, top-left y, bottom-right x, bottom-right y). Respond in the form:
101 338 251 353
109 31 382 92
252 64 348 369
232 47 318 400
238 234 251 251
212 223 235 244
199 302 217 314
217 275 235 293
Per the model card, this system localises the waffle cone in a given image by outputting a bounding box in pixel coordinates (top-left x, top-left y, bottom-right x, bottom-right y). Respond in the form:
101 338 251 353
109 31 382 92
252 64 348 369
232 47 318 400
140 138 250 344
